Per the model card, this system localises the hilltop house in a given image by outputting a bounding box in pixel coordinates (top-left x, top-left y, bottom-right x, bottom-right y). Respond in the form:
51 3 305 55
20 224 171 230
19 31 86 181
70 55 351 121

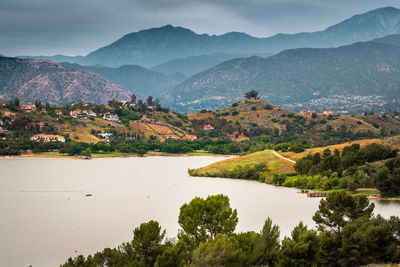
183 134 197 141
323 110 335 116
300 110 317 116
30 134 65 142
20 104 36 112
203 124 214 131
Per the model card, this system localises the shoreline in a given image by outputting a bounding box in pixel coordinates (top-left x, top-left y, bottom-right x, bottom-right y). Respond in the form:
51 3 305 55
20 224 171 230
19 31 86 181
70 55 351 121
0 151 234 160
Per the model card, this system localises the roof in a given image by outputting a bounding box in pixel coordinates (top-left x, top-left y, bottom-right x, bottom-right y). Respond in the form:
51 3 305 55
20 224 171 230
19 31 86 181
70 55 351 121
33 134 64 138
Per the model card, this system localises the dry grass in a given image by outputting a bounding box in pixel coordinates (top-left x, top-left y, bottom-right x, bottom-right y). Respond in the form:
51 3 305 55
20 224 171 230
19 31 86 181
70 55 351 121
195 149 295 175
280 137 400 161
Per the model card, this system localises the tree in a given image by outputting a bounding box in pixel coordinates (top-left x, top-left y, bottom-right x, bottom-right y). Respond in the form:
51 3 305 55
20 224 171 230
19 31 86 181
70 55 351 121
249 217 281 266
80 148 92 159
376 158 400 197
244 90 259 99
121 220 167 267
313 191 374 237
191 234 245 266
280 222 321 267
178 194 238 244
146 96 153 106
131 94 137 104
339 215 397 266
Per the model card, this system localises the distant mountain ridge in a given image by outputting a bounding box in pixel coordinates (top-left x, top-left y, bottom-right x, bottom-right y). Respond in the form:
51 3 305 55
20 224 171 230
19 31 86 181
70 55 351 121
151 52 272 76
163 40 400 113
22 7 400 68
62 63 185 98
0 57 131 105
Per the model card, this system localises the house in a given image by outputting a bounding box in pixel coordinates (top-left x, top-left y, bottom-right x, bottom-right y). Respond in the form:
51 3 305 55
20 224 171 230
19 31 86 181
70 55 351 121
98 132 113 141
20 104 36 112
323 110 335 116
300 110 317 116
183 134 197 141
88 110 97 117
55 110 63 116
70 110 82 119
203 124 214 131
164 134 180 140
103 113 119 122
30 134 65 142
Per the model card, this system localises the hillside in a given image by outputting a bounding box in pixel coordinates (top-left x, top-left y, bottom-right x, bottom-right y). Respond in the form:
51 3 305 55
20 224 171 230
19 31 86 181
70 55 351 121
191 149 295 176
0 57 131 105
188 99 400 144
165 41 400 113
0 103 191 144
192 135 400 178
62 63 185 98
26 7 400 68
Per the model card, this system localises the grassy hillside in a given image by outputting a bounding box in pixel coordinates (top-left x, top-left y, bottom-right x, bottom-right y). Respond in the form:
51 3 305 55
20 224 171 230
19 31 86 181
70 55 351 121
191 149 295 176
188 99 400 145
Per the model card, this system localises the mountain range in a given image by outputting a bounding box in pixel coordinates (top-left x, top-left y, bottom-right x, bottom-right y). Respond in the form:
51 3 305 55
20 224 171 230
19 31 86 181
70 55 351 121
4 6 400 112
23 7 400 69
61 63 185 98
0 57 131 105
163 39 400 112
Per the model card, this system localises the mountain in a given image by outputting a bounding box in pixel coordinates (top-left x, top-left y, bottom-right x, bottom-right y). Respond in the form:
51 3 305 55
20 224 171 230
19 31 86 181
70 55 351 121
164 41 400 113
372 33 400 46
20 55 84 64
0 57 131 105
47 7 400 68
151 52 272 76
62 63 185 98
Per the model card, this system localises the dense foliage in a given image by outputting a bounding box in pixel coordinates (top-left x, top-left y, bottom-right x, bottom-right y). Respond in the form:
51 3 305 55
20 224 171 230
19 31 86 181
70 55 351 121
61 192 400 266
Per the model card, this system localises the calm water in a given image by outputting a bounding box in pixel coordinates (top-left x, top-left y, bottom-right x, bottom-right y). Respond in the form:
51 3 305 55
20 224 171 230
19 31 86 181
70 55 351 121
0 157 399 267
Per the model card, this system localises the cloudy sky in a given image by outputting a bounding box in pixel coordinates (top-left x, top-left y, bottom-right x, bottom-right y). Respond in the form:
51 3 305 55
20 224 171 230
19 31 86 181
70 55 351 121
1 0 400 56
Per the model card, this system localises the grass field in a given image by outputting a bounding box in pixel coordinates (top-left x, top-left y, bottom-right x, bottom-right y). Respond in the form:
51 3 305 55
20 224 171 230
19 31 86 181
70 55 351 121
193 149 295 176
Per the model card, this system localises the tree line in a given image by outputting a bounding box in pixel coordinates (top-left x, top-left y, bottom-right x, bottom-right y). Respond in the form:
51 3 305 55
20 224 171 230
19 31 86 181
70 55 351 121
62 192 400 266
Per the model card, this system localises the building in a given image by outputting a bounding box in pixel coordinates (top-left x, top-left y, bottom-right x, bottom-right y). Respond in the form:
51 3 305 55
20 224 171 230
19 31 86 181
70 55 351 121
103 113 119 122
30 134 65 142
203 124 214 131
164 134 180 140
323 110 335 116
98 132 113 141
183 134 197 141
70 110 82 119
300 110 317 116
55 110 63 116
83 110 97 117
20 104 36 112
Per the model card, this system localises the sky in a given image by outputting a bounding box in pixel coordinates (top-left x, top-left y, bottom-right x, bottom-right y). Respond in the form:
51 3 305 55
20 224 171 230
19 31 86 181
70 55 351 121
1 0 400 56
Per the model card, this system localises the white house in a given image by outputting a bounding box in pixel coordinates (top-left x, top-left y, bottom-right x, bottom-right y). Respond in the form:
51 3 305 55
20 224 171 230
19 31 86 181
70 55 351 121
30 134 65 142
98 133 113 141
103 113 119 122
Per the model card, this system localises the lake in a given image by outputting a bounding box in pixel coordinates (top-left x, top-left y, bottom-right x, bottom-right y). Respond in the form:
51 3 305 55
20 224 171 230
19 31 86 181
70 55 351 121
0 156 399 267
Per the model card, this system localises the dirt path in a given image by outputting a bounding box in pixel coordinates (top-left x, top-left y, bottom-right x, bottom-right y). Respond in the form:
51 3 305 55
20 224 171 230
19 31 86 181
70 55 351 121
272 150 296 164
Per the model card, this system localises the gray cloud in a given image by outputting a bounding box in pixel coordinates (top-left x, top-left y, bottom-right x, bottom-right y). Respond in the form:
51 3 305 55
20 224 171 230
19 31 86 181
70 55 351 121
0 0 399 56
